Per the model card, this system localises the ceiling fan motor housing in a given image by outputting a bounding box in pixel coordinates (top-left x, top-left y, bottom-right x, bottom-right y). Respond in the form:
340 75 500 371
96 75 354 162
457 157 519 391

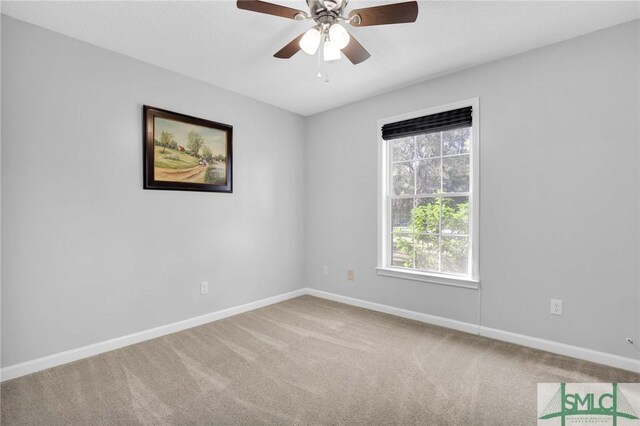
307 0 350 25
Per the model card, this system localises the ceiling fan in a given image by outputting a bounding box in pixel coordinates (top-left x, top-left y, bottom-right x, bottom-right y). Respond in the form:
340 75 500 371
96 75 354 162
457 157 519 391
237 0 419 65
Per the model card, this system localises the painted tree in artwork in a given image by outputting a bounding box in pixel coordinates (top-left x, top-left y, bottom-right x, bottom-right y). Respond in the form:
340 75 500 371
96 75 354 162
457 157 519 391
158 130 175 153
201 146 213 163
187 130 204 157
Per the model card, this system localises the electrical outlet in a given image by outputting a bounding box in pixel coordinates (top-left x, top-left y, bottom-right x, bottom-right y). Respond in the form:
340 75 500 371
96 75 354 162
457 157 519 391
550 299 563 315
200 281 209 295
347 270 354 281
322 266 329 275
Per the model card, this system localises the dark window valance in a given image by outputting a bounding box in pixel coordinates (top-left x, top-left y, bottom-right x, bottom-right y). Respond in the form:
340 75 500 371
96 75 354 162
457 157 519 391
381 106 472 141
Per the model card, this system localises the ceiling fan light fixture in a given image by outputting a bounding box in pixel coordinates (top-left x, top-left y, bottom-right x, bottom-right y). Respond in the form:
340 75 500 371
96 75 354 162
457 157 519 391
328 23 350 50
323 41 341 61
299 28 321 55
238 0 419 66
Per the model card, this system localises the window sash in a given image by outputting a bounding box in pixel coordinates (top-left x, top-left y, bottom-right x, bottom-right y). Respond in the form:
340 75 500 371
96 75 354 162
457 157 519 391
390 192 470 200
387 192 471 276
391 152 470 164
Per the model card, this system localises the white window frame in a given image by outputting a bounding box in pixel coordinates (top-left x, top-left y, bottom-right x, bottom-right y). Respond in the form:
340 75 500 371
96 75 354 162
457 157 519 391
376 98 480 289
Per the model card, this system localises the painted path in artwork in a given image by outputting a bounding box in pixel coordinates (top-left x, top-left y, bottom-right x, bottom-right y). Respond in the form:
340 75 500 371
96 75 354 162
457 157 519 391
155 164 225 184
155 165 208 183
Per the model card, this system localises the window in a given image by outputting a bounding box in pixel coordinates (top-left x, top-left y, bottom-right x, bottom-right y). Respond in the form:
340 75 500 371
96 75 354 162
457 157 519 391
377 100 479 287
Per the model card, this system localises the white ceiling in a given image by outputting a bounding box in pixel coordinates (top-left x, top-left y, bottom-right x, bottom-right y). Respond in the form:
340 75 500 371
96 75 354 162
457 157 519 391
2 1 638 115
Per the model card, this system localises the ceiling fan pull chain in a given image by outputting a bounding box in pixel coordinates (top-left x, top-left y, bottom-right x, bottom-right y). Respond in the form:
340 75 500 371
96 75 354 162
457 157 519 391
317 41 323 79
316 33 330 83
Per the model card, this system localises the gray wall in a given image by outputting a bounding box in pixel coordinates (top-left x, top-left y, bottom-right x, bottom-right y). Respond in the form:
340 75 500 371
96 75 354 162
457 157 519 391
3 15 639 368
1 16 306 367
305 20 640 359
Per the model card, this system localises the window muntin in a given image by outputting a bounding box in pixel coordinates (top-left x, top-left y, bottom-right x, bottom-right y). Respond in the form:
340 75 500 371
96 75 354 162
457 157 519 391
387 126 473 277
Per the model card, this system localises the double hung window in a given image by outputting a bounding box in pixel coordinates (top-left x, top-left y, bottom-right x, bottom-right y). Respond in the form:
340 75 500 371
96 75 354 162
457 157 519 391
377 100 479 286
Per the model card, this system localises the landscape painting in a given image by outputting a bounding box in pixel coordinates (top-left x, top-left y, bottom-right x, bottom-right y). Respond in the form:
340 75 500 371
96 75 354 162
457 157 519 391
144 106 232 193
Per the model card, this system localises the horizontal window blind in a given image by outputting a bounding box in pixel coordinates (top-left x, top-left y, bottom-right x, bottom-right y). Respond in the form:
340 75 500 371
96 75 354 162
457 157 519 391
381 106 472 140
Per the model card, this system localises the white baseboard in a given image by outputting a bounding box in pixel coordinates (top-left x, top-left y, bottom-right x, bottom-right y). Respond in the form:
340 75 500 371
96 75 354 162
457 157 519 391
306 288 640 374
0 289 306 382
2 287 638 381
480 326 640 373
305 288 480 335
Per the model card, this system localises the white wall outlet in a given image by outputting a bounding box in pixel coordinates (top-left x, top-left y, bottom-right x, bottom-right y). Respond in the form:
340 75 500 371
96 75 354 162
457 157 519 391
347 270 354 281
200 281 209 295
550 299 563 315
322 266 329 275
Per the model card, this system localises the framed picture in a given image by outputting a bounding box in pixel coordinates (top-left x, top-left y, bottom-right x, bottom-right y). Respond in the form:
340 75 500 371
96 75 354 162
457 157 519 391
143 105 232 193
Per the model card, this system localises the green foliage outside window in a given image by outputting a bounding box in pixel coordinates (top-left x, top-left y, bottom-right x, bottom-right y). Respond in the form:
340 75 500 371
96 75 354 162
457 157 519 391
393 198 469 274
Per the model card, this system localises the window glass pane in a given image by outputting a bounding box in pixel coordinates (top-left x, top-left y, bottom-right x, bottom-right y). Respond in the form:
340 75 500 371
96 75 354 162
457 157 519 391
392 163 415 195
415 234 439 272
392 137 414 162
442 127 471 156
441 197 469 235
392 233 414 268
416 159 440 195
416 133 440 159
413 198 440 234
391 199 414 232
441 236 469 275
442 155 469 193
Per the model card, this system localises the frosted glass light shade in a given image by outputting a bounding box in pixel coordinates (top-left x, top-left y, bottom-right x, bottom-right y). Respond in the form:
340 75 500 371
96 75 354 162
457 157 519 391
323 41 341 61
300 28 321 55
329 24 350 49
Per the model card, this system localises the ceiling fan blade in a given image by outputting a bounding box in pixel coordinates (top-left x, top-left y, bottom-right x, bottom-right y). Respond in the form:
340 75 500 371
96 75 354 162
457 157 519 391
348 1 418 27
237 0 308 20
274 33 304 59
342 34 371 65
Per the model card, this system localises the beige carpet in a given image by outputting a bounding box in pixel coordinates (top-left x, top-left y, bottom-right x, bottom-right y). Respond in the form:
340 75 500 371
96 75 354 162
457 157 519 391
2 295 638 425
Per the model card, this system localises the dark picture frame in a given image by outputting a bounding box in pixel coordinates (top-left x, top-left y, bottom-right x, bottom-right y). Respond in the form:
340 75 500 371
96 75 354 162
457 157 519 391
143 105 233 193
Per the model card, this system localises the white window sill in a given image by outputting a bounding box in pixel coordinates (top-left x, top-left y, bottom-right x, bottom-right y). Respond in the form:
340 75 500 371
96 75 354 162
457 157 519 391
376 267 479 289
